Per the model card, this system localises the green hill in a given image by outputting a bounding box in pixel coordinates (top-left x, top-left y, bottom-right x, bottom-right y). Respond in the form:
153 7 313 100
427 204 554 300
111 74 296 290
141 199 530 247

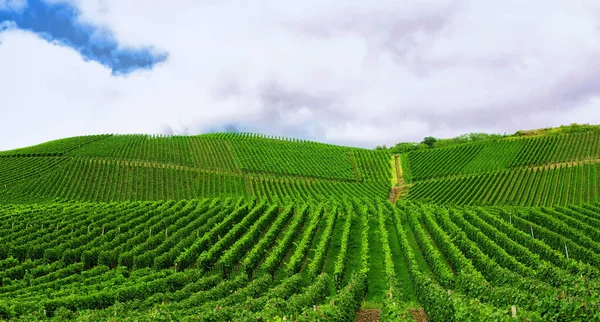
403 130 600 206
2 128 600 321
0 133 390 204
0 135 110 157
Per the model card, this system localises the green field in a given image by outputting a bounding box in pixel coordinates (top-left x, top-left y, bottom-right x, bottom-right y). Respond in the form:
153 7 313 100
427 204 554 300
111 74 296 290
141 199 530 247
2 130 600 321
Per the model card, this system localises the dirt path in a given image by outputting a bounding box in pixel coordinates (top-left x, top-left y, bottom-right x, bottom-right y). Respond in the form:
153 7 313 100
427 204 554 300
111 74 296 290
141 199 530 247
411 157 600 185
531 157 600 171
85 156 204 173
354 308 427 322
83 156 361 185
355 309 380 322
394 155 404 186
390 155 409 204
389 188 400 204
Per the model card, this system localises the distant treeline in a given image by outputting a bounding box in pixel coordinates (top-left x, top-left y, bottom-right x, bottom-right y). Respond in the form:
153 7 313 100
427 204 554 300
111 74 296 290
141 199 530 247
379 123 600 154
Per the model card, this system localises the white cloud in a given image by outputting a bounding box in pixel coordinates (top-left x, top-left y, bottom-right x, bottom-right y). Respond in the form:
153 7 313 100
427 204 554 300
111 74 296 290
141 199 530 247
0 0 27 12
0 20 16 30
2 0 600 150
0 29 113 149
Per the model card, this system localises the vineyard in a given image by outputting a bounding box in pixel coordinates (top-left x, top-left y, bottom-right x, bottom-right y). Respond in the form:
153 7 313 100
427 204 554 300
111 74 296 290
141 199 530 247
403 131 600 206
1 129 600 320
0 134 390 204
403 131 600 182
2 199 600 321
407 161 600 206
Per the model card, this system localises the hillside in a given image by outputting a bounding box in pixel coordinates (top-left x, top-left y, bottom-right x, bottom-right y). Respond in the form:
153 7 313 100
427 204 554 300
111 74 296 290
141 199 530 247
2 129 600 321
0 133 390 203
404 131 600 206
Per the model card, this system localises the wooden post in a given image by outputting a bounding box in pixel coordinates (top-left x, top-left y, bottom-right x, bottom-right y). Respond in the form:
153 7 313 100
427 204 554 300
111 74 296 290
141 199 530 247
530 225 534 238
565 243 569 260
511 306 516 318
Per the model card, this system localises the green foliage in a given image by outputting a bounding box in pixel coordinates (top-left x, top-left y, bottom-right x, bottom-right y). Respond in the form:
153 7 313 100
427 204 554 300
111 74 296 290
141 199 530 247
435 132 507 148
67 135 239 171
389 132 508 154
241 204 294 276
408 143 485 181
228 135 356 180
0 157 68 187
0 135 110 156
3 127 600 320
389 142 425 154
408 161 600 207
516 123 600 136
284 204 323 276
308 206 338 280
460 139 524 174
422 136 437 149
0 199 600 319
0 133 391 203
402 130 600 187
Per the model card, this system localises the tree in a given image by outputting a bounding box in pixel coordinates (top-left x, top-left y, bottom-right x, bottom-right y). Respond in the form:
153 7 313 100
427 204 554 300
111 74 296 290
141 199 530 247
422 136 437 149
390 142 420 154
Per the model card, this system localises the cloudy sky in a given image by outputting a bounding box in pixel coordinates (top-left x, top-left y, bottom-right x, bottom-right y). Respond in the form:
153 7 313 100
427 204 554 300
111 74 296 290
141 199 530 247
1 0 600 150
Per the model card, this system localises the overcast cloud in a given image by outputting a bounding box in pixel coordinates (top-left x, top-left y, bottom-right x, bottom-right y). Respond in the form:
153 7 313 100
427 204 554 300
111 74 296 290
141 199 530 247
2 0 600 150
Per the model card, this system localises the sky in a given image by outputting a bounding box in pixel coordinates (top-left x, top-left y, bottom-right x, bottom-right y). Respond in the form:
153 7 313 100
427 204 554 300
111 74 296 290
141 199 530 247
2 0 600 150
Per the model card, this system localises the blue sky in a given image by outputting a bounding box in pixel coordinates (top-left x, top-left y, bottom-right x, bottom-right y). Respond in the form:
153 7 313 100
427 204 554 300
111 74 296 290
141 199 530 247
0 0 167 74
1 0 600 151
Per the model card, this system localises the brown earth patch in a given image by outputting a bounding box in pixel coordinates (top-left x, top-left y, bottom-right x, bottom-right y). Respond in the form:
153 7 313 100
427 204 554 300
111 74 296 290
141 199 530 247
355 309 381 322
389 185 410 204
410 308 428 322
389 185 409 204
